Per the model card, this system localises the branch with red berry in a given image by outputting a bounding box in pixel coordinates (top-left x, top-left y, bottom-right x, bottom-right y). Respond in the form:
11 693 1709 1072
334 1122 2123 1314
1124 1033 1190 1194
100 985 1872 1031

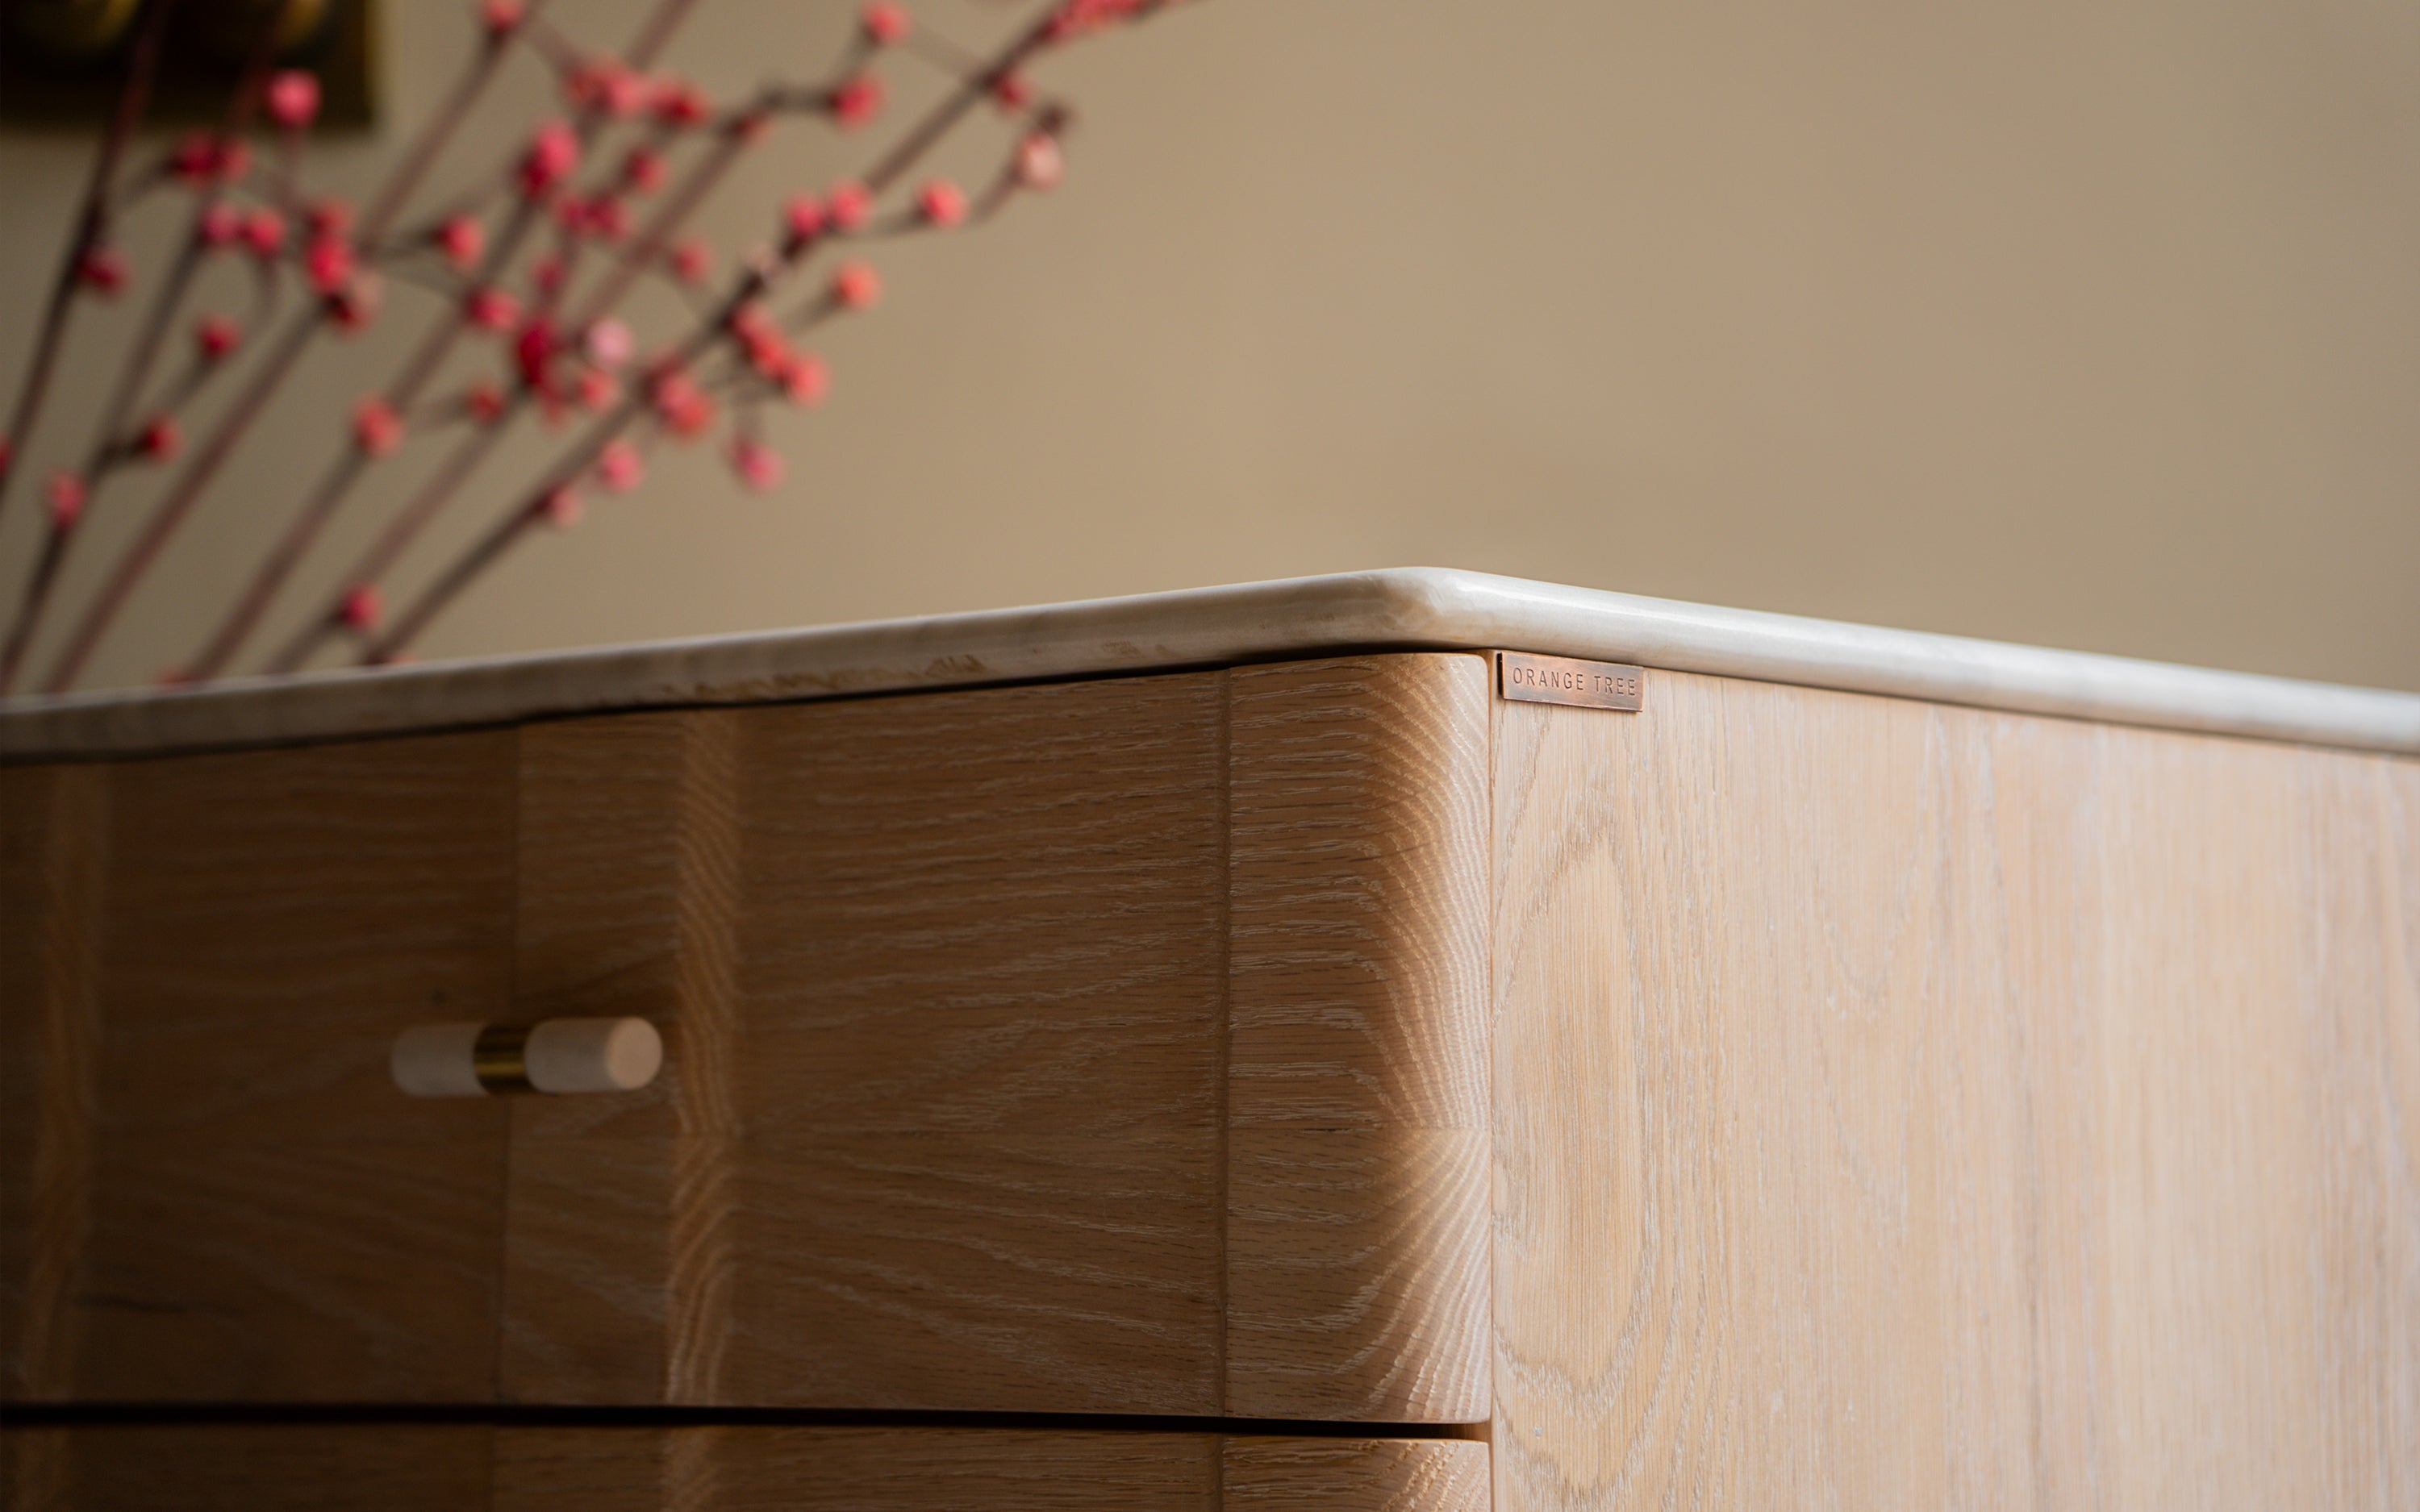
0 0 1194 694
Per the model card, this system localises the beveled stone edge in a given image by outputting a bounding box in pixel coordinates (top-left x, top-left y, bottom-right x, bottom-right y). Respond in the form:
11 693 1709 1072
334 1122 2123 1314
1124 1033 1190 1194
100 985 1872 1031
3 568 2417 759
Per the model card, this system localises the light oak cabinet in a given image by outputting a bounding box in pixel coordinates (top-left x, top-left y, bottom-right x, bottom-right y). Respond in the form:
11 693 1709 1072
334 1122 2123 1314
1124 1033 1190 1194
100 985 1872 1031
4 569 2417 1508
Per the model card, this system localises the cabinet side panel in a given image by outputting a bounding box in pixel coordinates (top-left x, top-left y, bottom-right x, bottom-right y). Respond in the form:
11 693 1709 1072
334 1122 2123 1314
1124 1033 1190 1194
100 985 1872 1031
1492 669 2420 1510
723 674 1228 1412
1225 654 1492 1422
0 765 107 1402
1223 1437 1491 1511
2087 728 2420 1507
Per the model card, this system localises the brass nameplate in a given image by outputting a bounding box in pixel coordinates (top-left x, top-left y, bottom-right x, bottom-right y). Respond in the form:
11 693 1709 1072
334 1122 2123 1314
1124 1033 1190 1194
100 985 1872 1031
1496 652 1643 711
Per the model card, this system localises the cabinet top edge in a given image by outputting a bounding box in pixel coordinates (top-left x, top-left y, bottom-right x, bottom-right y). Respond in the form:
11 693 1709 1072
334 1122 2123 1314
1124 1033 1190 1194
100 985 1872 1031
3 568 2417 760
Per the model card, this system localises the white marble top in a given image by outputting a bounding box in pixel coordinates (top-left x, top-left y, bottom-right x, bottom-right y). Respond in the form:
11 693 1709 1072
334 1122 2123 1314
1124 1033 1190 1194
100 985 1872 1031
2 569 2416 759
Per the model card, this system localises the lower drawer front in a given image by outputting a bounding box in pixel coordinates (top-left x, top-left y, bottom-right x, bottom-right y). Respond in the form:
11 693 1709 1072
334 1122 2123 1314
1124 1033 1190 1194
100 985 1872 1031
1 1427 1489 1511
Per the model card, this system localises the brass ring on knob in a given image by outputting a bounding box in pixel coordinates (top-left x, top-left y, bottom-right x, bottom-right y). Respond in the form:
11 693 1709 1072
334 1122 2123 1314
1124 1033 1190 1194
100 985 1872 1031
472 1021 534 1093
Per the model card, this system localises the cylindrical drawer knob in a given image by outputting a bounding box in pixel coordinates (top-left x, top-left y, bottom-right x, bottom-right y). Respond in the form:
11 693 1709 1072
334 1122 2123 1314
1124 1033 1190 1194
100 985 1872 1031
391 1017 663 1098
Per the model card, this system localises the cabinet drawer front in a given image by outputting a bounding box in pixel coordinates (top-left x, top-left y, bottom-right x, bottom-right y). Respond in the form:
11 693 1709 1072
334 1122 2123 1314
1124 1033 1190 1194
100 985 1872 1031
503 659 1491 1418
2 1426 489 1510
1 1426 1487 1511
2 738 518 1405
4 656 1492 1422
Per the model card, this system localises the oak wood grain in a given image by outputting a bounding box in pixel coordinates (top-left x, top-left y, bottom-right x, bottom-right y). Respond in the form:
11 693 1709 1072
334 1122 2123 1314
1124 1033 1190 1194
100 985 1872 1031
33 732 518 1402
1222 1436 1489 1511
494 1427 1216 1511
499 677 1239 1413
501 710 747 1404
495 677 1240 1410
1490 668 2420 1510
0 768 104 1512
0 765 107 1403
0 1426 492 1510
715 674 1230 1411
1225 656 1492 1421
495 660 1500 1417
0 1427 68 1512
489 1427 1484 1510
12 652 1501 1421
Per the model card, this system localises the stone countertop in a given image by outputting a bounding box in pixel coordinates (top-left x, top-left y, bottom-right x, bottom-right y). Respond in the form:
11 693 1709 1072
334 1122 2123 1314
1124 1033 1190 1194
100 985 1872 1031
5 569 2417 758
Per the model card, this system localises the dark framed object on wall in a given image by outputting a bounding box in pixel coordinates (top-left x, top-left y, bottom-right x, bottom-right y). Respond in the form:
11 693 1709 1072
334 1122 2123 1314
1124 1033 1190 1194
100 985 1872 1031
0 0 377 130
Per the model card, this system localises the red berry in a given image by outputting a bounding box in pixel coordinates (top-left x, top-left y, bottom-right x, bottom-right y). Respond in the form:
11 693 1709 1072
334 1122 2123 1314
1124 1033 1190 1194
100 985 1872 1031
197 314 240 361
329 272 383 332
139 415 182 461
652 78 710 128
353 397 403 457
519 119 581 198
465 380 507 424
733 307 790 379
538 484 583 528
622 146 667 194
649 369 714 438
918 178 967 227
585 317 633 370
307 199 354 239
171 133 211 181
435 215 485 270
163 135 250 183
1015 132 1066 191
465 285 520 332
481 0 524 36
597 439 644 492
584 196 630 242
77 246 128 296
531 252 565 296
784 193 827 243
567 59 649 118
730 438 783 491
831 260 881 309
303 235 355 295
242 207 287 257
515 321 557 387
46 473 87 530
171 132 225 184
576 369 619 411
339 583 384 631
829 73 884 129
198 203 243 248
669 239 711 285
784 351 830 407
991 71 1032 110
828 179 873 231
862 2 912 44
265 70 321 131
1049 0 1153 40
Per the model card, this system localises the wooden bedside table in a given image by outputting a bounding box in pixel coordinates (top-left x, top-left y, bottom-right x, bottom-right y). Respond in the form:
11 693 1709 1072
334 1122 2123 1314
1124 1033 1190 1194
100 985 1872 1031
5 569 2415 1509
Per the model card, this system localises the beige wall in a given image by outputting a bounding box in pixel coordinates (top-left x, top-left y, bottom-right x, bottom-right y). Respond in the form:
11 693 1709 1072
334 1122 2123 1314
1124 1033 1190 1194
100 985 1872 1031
2 0 2414 694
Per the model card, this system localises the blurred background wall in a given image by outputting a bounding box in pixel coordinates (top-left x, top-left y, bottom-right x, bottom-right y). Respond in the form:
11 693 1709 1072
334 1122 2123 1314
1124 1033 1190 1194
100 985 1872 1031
1 0 2414 694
